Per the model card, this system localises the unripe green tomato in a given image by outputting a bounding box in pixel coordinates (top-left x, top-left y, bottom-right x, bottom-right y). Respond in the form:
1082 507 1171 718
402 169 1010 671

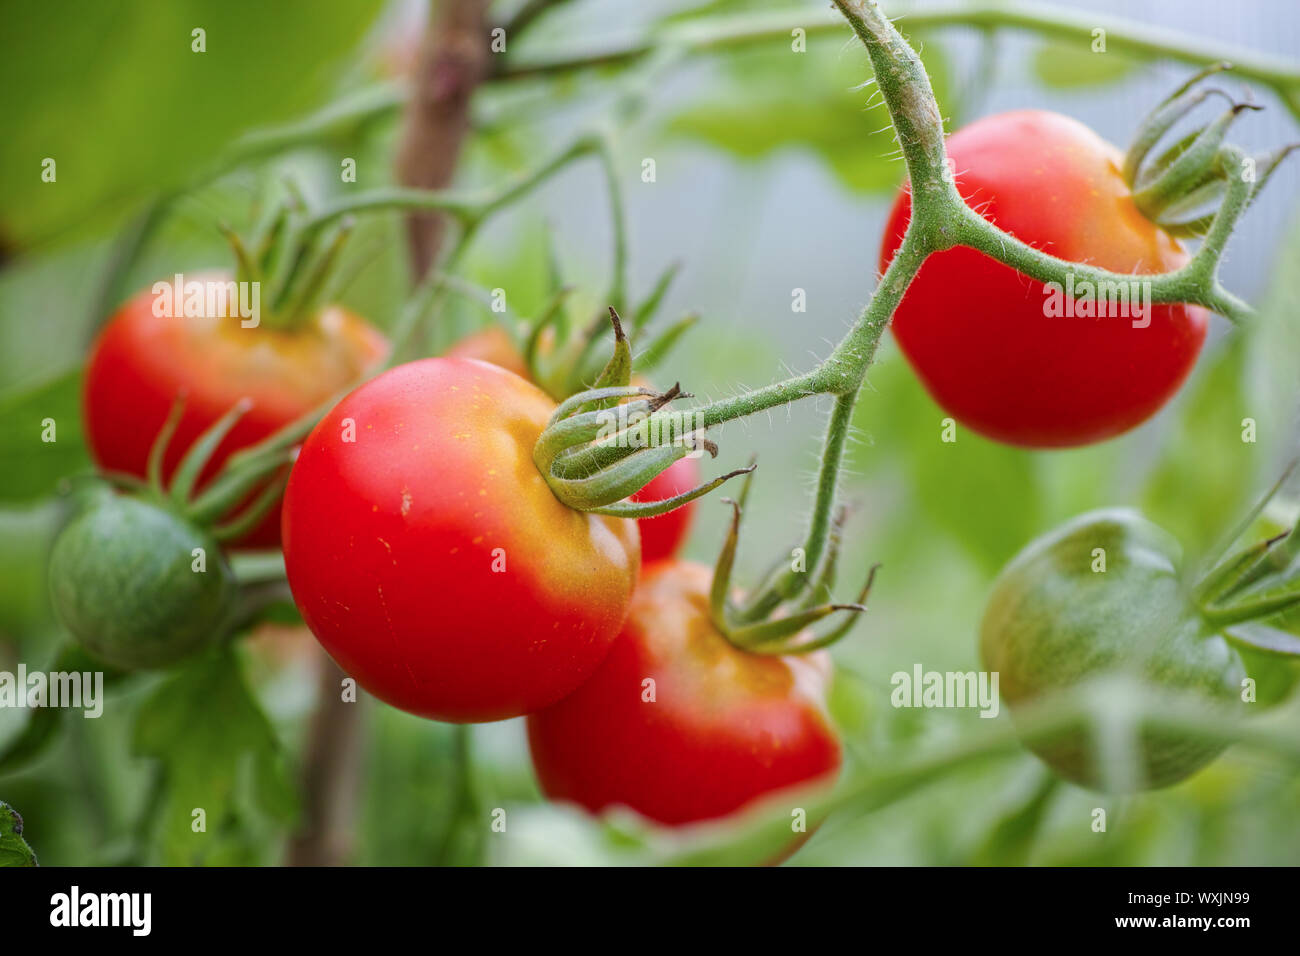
49 493 236 670
980 509 1245 791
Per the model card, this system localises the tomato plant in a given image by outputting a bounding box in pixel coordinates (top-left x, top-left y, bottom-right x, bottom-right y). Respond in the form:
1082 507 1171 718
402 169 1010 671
4 0 1299 875
880 110 1209 448
281 357 641 722
527 561 841 825
84 275 387 546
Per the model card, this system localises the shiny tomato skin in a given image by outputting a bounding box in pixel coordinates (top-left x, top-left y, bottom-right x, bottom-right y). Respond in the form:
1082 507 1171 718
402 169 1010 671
527 561 841 826
281 357 641 723
83 278 387 546
880 110 1209 448
630 455 701 563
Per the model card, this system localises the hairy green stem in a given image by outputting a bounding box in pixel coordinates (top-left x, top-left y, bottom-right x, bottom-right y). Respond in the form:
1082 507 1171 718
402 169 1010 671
736 392 859 622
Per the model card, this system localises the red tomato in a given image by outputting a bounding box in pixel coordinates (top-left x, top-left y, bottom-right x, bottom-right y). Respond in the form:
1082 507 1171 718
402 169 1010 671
83 276 387 545
447 330 699 560
879 110 1209 448
527 561 841 826
630 455 701 563
281 357 641 723
444 326 530 379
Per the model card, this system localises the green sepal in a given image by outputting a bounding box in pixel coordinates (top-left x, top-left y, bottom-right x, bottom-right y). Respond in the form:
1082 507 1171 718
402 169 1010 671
169 398 254 508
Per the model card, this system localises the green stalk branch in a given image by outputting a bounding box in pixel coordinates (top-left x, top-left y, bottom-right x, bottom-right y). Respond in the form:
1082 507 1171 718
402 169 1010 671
537 0 1283 647
493 3 1300 120
652 675 1300 866
734 392 859 623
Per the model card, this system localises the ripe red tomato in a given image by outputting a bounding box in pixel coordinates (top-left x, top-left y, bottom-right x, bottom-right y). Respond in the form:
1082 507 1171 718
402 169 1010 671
630 454 701 563
84 276 387 545
527 561 841 826
446 328 699 560
281 357 641 723
879 109 1209 448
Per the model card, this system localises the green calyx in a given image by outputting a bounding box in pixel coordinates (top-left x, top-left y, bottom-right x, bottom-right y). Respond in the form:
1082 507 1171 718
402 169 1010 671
706 465 879 656
220 184 356 332
1192 464 1300 653
137 393 296 542
1122 63 1296 237
532 309 752 517
436 246 699 405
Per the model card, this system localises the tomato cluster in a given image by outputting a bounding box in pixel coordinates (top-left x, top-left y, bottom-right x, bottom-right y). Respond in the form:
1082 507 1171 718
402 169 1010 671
58 97 1276 848
278 356 839 819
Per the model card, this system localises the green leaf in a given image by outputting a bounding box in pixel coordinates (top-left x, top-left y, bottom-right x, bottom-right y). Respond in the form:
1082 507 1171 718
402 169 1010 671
1142 335 1255 556
1235 645 1300 708
0 704 62 779
968 772 1060 865
1245 208 1300 449
1031 40 1139 89
0 0 387 248
0 801 38 866
0 501 65 643
668 34 951 194
852 352 1043 572
0 369 90 503
132 647 297 865
0 644 132 777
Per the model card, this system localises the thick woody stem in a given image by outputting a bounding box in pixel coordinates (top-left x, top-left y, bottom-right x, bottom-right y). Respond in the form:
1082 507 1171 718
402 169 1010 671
285 658 367 866
290 0 491 868
395 0 493 282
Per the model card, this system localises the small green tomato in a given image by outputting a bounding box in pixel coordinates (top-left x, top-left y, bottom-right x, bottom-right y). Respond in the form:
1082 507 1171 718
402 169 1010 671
49 492 236 670
980 508 1245 791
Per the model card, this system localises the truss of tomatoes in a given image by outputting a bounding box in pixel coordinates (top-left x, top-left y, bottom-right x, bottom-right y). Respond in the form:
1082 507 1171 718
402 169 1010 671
77 104 1239 838
280 355 841 827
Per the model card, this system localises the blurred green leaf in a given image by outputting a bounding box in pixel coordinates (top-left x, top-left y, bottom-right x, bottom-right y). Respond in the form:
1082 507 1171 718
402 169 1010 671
0 501 65 645
0 369 89 503
1245 209 1300 451
668 35 951 193
1031 40 1139 88
0 643 131 778
1141 335 1254 556
0 801 38 866
360 711 491 866
132 647 297 865
1235 644 1300 706
853 352 1043 572
0 704 62 779
968 771 1058 865
0 0 386 248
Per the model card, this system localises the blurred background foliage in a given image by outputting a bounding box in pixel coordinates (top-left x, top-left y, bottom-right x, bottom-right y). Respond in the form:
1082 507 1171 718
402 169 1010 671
0 0 1298 865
